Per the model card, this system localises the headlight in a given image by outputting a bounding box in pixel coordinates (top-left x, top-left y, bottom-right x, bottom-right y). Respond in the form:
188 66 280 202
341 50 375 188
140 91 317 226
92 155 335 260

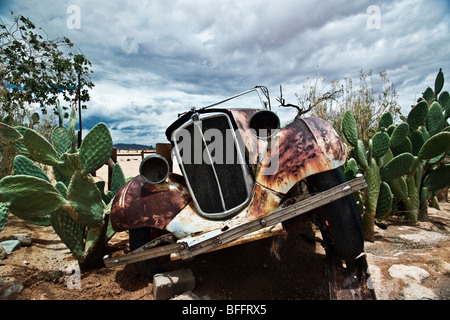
249 110 280 139
139 154 170 184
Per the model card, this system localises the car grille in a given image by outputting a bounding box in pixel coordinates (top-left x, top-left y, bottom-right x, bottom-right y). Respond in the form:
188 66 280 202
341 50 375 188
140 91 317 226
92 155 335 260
172 112 252 219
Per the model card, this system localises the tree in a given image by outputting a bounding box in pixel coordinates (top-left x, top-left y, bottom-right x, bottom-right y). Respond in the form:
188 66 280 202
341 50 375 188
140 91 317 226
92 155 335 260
0 11 94 123
278 69 400 144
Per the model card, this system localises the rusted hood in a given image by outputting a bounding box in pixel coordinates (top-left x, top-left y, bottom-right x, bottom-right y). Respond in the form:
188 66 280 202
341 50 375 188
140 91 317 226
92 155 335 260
110 173 191 232
257 117 347 193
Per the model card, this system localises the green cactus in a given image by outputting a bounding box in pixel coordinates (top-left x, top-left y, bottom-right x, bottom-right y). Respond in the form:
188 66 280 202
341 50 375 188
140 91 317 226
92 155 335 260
111 163 126 195
79 123 113 174
389 122 409 148
23 129 62 166
435 68 444 95
417 131 450 160
342 68 450 237
0 101 128 269
0 202 9 233
423 164 450 192
0 122 22 142
344 68 450 226
371 132 390 159
51 209 86 259
66 170 105 228
378 112 394 130
52 125 72 156
407 100 428 131
342 110 359 147
13 155 51 183
423 87 434 103
375 182 392 218
427 101 445 136
380 153 414 181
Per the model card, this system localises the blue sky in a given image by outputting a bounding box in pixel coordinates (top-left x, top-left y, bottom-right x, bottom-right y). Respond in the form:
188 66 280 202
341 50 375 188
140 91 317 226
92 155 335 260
1 0 449 145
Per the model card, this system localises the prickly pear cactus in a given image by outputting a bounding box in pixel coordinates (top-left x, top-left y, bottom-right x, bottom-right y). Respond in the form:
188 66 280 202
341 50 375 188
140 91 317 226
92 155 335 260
80 123 113 174
0 101 128 269
343 68 450 228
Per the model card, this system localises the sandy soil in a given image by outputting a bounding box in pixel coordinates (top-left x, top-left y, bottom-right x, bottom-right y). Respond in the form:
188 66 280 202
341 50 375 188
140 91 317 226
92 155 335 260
0 152 449 301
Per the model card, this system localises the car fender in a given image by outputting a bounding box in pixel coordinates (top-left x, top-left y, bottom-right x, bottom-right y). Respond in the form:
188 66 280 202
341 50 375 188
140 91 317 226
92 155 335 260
256 117 347 194
110 173 191 232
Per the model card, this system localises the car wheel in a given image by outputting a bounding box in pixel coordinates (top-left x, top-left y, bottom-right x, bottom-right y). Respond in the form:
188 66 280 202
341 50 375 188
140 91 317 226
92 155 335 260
306 168 364 259
129 227 167 276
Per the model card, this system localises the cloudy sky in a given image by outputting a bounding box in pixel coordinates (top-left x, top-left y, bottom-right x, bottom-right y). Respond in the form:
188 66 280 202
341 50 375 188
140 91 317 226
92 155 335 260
1 0 449 145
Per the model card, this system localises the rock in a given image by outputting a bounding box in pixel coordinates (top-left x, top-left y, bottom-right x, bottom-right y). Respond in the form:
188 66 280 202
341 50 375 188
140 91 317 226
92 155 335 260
396 283 438 300
0 240 21 254
171 291 201 300
388 264 430 283
427 259 450 275
0 244 7 260
399 230 448 245
0 277 24 299
153 269 195 300
9 233 32 246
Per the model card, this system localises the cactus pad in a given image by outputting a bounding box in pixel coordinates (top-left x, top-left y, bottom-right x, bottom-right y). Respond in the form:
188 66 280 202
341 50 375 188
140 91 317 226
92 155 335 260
426 101 445 136
79 123 113 174
111 163 126 195
435 68 444 95
355 140 368 170
389 122 409 148
375 182 392 218
0 202 9 232
380 152 414 181
23 129 62 166
0 123 22 142
51 210 86 259
389 177 408 201
423 87 434 103
342 111 358 146
410 129 425 156
54 181 68 198
52 125 72 156
0 175 68 217
418 131 450 160
66 171 104 228
423 164 450 192
407 100 428 131
365 158 380 214
372 132 390 159
378 112 394 131
391 136 412 156
13 155 51 182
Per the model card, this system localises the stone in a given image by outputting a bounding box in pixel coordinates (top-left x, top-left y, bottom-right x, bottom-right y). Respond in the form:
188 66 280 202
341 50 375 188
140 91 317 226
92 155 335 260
9 233 32 246
0 244 7 260
388 264 430 283
153 269 195 300
399 230 448 245
0 277 24 299
0 240 21 254
396 283 438 300
171 291 201 300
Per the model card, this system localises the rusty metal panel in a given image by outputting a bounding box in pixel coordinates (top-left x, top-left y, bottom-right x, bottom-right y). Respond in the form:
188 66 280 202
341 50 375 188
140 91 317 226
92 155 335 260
166 182 282 239
256 118 347 194
110 173 191 232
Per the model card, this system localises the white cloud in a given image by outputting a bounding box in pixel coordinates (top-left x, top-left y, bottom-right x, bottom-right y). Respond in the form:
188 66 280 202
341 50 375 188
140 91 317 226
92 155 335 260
2 0 449 145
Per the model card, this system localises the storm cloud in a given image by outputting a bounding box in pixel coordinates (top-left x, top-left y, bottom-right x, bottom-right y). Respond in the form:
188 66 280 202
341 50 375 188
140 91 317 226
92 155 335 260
1 0 449 144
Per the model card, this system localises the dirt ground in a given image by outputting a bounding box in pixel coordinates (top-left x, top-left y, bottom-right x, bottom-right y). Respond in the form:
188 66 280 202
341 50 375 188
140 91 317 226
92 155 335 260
0 156 449 301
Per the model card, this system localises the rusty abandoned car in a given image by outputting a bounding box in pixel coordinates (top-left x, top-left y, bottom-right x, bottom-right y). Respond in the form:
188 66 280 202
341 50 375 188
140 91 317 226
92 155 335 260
104 86 375 299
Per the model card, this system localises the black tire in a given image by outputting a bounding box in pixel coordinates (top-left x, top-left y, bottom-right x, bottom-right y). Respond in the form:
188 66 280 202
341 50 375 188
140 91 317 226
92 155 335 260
306 168 364 259
129 227 166 276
